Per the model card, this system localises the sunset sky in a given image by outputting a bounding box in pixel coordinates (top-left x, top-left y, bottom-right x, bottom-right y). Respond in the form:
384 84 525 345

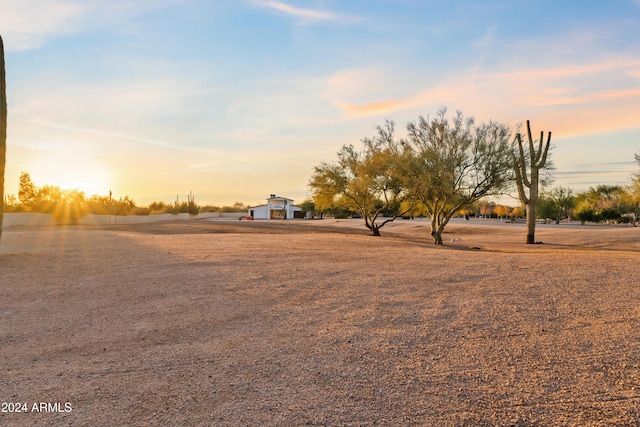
2 0 640 207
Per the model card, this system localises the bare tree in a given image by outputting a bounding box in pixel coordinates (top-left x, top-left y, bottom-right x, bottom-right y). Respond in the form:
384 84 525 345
513 120 551 244
0 36 6 240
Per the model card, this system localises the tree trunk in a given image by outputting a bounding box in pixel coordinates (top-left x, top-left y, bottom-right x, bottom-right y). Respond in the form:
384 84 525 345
0 36 6 241
431 229 443 245
430 216 444 245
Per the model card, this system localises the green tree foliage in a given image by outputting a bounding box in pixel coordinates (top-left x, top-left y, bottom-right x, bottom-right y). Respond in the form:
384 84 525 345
309 121 412 236
299 199 316 218
299 199 315 212
537 186 574 224
573 185 625 225
401 109 513 244
573 204 598 225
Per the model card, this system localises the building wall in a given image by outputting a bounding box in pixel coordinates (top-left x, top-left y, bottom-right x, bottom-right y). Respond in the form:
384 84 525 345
249 205 270 220
1 212 246 228
247 204 302 220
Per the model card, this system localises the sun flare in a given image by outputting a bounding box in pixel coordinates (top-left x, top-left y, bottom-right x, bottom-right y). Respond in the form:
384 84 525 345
30 152 112 197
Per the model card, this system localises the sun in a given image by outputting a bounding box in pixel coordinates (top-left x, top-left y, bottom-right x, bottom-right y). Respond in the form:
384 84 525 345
30 152 112 197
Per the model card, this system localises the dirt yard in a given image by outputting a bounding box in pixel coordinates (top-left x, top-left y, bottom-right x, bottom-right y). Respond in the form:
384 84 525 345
1 218 640 426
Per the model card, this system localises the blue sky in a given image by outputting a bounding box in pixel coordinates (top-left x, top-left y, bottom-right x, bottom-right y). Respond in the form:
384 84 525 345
1 0 639 206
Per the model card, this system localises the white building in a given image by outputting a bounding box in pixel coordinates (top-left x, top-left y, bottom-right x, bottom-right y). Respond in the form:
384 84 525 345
248 194 304 220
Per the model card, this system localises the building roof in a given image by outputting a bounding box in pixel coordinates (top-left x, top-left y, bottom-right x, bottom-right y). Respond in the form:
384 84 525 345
248 195 299 210
267 194 294 201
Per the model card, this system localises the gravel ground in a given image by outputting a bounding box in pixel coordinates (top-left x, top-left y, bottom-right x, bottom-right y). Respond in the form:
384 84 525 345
1 218 640 426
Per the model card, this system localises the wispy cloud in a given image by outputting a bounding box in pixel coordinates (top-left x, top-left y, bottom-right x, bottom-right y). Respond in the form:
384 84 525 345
0 0 184 51
29 119 181 150
336 100 405 117
0 0 84 50
324 67 424 118
485 58 640 81
257 1 335 20
627 68 640 79
523 87 640 107
23 117 284 174
325 56 640 139
253 0 359 24
474 26 496 48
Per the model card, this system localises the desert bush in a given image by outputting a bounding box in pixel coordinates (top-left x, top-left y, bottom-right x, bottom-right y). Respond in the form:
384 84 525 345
574 206 598 225
132 206 151 215
52 201 85 224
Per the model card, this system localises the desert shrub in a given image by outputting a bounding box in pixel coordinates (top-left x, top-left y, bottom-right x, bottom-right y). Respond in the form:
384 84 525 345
132 206 151 215
617 215 633 225
199 205 220 213
179 201 199 214
148 201 167 212
219 202 247 213
52 200 85 224
3 204 25 212
574 207 598 225
165 202 198 215
85 195 137 215
165 204 181 214
599 208 621 223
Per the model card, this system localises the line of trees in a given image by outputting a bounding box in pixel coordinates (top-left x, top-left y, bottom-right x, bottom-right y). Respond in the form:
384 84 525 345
3 172 250 222
309 108 640 244
528 157 640 226
462 183 640 226
310 108 516 244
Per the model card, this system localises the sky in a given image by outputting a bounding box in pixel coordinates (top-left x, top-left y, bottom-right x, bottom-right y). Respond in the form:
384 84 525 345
1 0 639 207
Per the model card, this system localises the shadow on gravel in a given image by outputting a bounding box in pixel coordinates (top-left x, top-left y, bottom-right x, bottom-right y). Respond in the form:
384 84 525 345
110 220 368 235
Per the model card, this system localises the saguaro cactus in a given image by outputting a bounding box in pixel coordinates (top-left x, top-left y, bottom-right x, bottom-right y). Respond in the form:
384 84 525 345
513 120 551 244
0 36 7 240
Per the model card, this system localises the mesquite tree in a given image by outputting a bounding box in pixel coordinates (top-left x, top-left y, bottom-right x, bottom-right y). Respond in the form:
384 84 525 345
402 109 513 245
0 36 6 240
309 121 412 236
513 120 551 244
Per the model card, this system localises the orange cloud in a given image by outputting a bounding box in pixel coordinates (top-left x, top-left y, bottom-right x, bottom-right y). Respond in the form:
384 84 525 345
335 99 405 116
325 57 640 140
627 68 640 80
523 87 640 107
485 58 640 81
